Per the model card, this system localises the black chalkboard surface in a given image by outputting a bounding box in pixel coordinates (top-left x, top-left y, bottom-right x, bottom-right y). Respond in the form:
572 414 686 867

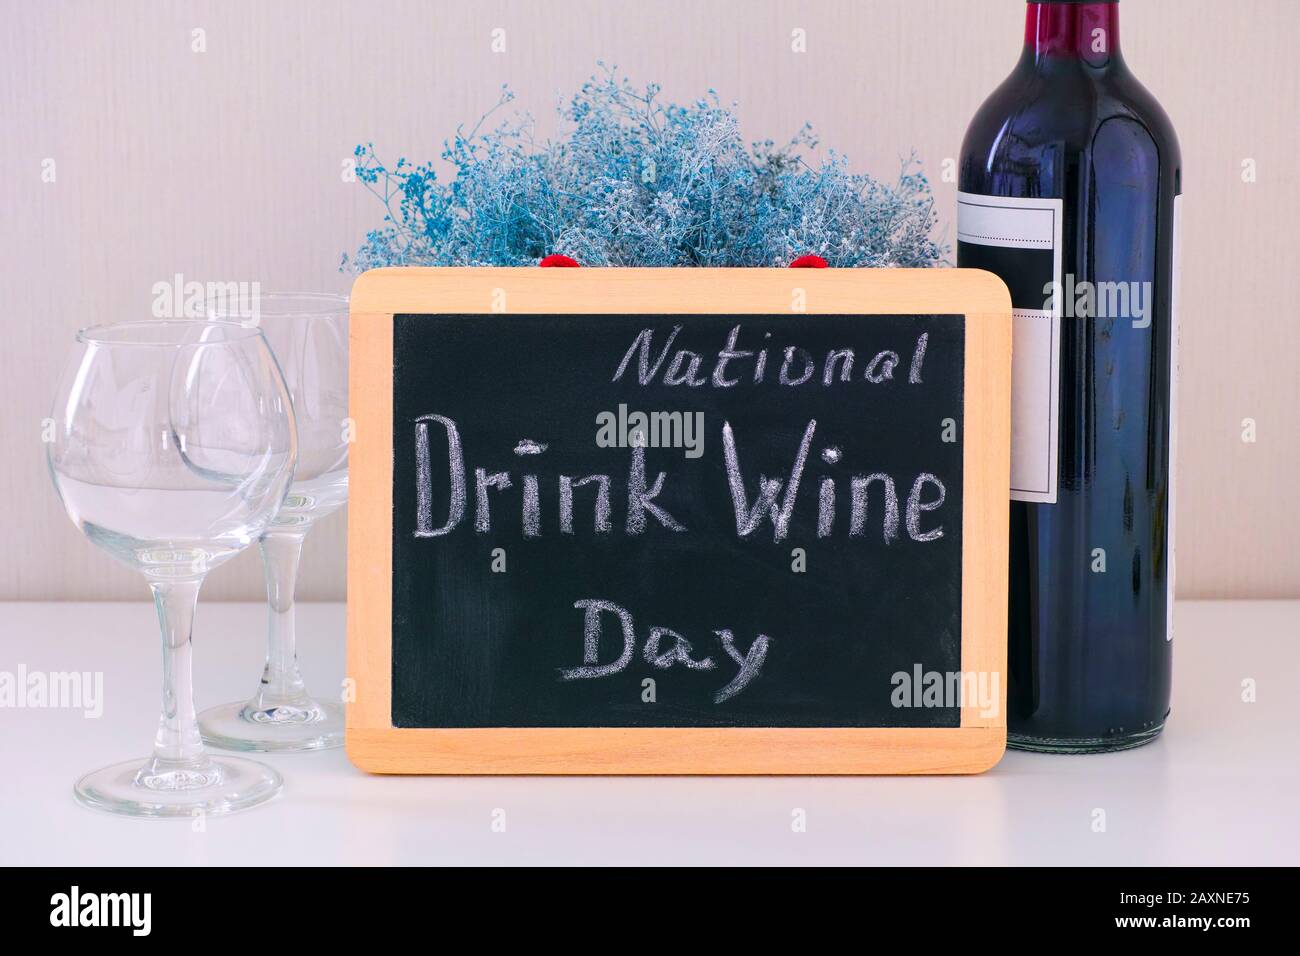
391 313 964 729
345 267 1010 774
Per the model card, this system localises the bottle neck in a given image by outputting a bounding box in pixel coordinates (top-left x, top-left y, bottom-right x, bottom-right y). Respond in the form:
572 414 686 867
1024 2 1122 68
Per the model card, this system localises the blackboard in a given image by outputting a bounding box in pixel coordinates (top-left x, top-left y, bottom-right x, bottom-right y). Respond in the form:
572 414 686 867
346 268 1011 774
391 312 964 728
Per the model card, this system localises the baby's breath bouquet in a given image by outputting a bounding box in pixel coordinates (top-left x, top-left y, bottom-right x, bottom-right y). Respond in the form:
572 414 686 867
344 66 945 270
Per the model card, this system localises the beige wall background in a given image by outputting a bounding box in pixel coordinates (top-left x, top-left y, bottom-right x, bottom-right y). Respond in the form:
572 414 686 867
3 0 1297 601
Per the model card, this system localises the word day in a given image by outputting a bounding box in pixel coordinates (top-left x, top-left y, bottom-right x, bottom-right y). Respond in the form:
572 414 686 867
559 598 769 704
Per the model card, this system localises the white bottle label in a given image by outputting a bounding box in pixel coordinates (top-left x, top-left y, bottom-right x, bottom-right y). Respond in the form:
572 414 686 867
957 193 1064 503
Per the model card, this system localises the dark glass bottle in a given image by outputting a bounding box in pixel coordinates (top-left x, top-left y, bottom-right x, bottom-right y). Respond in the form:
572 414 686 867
958 1 1181 751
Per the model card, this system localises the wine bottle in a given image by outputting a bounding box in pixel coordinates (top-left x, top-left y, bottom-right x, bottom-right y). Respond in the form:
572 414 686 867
958 0 1182 752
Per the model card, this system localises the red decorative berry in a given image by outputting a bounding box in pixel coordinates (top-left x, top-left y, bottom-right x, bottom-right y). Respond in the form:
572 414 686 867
788 255 829 268
539 254 581 267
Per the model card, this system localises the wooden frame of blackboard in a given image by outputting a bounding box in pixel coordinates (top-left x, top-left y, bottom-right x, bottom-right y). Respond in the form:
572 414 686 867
346 267 1012 774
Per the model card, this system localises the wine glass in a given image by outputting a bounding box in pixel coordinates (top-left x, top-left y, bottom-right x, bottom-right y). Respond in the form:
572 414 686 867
198 293 349 752
47 320 297 817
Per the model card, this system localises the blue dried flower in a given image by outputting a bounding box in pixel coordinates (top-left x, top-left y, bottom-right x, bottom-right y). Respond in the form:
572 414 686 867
343 66 946 271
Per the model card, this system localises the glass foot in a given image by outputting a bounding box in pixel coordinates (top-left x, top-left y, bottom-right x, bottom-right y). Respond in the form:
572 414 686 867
198 698 344 753
74 755 282 818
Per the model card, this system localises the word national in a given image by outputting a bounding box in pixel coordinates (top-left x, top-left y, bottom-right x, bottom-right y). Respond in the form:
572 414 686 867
612 324 931 388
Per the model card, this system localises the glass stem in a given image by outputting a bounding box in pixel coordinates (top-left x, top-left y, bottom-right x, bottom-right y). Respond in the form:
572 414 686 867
148 577 207 767
251 529 313 712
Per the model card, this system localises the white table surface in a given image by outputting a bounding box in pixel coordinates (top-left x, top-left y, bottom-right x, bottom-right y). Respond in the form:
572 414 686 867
1 599 1295 866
